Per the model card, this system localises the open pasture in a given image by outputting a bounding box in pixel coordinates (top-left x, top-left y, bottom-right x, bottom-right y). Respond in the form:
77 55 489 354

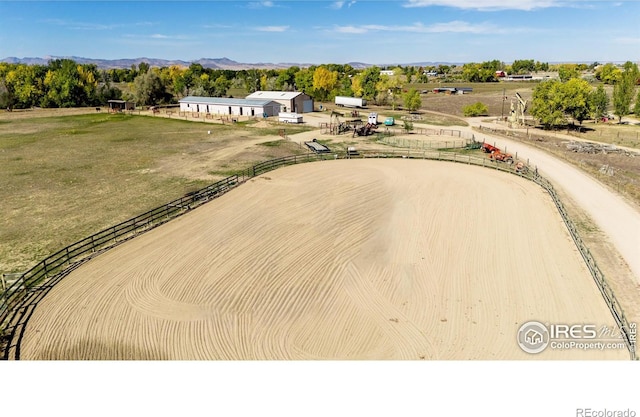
0 113 311 273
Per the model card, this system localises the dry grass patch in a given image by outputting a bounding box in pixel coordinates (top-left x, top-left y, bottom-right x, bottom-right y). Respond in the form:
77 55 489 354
0 112 312 273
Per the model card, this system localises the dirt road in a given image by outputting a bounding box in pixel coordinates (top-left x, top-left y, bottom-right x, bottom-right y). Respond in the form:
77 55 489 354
461 118 640 284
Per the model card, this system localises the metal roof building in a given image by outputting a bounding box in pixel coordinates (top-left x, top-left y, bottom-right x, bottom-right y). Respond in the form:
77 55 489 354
178 96 281 117
245 91 314 113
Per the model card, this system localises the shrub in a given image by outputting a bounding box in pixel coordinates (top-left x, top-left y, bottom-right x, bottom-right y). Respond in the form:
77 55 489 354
463 102 489 117
403 119 414 133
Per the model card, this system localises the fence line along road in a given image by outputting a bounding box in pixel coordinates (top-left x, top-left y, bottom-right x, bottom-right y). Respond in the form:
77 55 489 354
1 150 635 360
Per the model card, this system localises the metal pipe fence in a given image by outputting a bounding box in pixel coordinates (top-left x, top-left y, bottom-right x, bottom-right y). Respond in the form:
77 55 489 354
1 149 635 360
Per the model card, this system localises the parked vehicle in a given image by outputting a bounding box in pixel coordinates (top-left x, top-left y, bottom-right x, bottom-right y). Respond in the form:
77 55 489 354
278 112 303 123
335 96 366 108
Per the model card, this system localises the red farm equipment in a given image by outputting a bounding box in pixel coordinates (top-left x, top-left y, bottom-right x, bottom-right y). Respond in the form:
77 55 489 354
481 142 514 164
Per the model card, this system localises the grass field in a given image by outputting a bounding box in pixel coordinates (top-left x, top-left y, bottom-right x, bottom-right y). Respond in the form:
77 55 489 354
0 112 312 273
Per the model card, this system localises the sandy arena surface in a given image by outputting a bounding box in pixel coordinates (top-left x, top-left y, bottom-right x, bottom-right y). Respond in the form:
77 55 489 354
20 159 628 359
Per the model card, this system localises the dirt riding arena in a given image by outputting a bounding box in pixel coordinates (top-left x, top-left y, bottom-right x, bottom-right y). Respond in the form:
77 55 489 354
20 159 627 359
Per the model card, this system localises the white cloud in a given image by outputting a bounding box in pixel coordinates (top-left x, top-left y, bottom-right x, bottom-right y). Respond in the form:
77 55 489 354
41 18 120 30
123 33 190 41
256 25 290 32
335 25 368 34
333 20 504 35
403 0 563 11
247 1 274 8
331 1 356 8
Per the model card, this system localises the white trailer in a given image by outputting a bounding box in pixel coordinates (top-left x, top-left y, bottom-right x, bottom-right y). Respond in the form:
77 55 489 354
335 96 366 108
278 112 303 123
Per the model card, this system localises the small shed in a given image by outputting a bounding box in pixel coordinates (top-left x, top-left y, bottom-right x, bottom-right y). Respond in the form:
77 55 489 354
108 100 135 112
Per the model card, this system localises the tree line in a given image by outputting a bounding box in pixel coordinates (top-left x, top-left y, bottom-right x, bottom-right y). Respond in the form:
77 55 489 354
0 58 558 110
1 58 637 128
530 61 639 128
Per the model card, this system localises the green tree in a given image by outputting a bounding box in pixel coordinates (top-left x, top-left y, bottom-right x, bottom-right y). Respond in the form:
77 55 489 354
589 85 609 121
461 63 497 82
596 63 622 84
511 59 536 74
162 65 188 98
530 79 566 129
138 62 150 74
241 68 263 93
463 102 489 117
613 61 639 122
294 68 314 95
133 69 170 105
211 75 231 97
403 119 414 133
558 64 580 82
355 66 381 100
535 61 549 72
5 64 46 108
96 81 123 104
375 74 402 109
403 89 422 112
275 66 299 90
402 66 416 83
531 78 596 128
634 89 640 117
0 78 12 109
562 78 592 125
41 59 89 107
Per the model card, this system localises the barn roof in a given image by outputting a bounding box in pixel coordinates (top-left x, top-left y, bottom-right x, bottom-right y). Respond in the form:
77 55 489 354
179 96 278 106
245 91 306 100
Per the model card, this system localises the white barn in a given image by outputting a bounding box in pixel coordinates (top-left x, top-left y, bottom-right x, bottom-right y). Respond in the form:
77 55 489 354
245 91 314 113
178 96 281 117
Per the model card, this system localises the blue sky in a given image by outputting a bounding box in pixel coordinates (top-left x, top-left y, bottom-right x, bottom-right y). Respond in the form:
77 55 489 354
0 1 639 65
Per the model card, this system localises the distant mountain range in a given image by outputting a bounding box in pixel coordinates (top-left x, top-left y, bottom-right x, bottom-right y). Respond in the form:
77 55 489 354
0 56 460 70
0 56 367 70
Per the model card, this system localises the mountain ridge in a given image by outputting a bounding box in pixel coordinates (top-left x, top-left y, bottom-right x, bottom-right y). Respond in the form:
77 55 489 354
0 56 461 69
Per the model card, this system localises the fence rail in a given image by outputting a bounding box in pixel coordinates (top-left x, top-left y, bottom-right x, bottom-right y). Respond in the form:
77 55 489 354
1 149 635 360
378 137 474 150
